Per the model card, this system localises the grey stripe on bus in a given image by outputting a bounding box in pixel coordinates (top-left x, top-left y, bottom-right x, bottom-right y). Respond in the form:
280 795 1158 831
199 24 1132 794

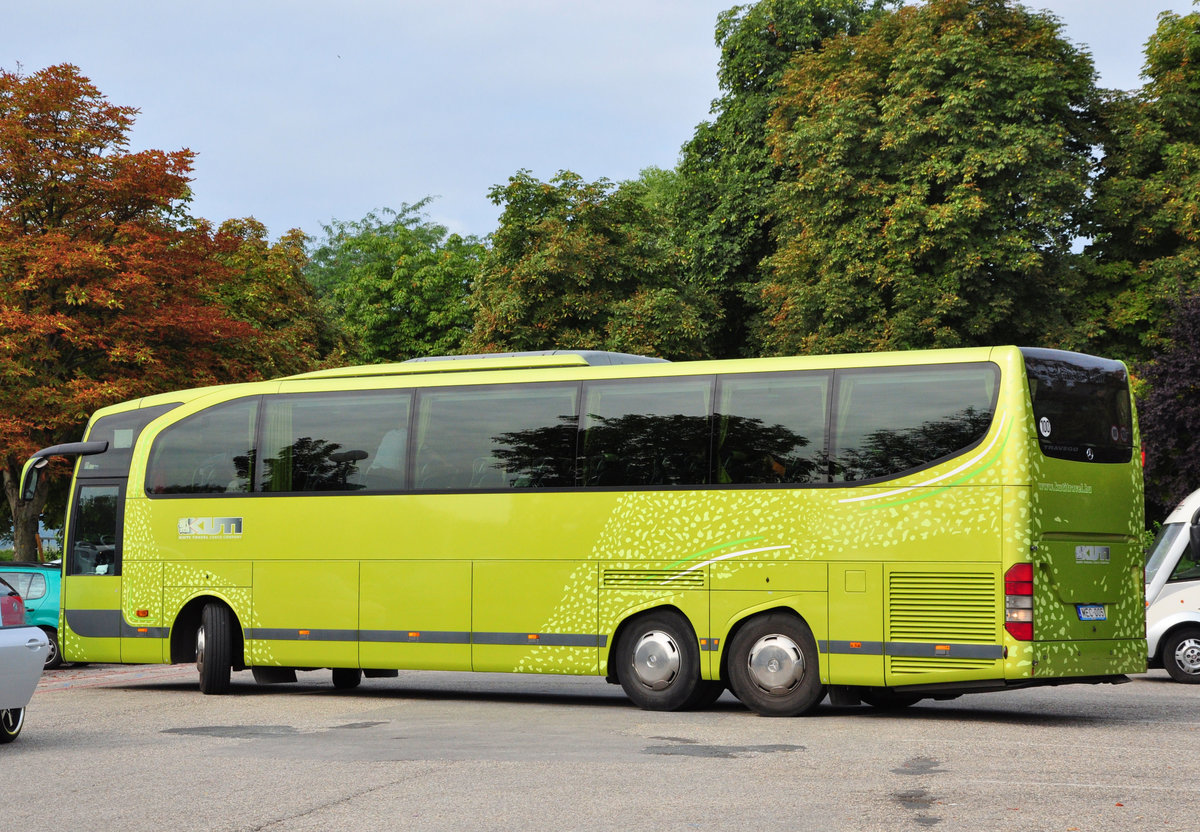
67 609 169 639
359 630 471 644
68 613 1001 659
244 628 608 648
66 609 122 638
821 640 885 655
819 640 1004 659
885 642 1005 660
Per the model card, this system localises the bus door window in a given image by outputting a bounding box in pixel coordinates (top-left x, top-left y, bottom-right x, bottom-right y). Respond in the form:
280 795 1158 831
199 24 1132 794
69 482 122 576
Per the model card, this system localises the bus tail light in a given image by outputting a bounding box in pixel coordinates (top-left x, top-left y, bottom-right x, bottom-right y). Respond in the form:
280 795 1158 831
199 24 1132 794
1004 563 1034 641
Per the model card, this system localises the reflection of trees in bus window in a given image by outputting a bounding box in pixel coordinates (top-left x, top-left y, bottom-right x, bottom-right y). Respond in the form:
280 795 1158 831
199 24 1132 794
489 417 580 487
261 438 367 492
831 365 997 482
833 406 993 482
145 398 259 494
258 391 411 493
413 384 579 491
715 416 819 484
580 378 713 488
581 413 711 486
715 372 829 485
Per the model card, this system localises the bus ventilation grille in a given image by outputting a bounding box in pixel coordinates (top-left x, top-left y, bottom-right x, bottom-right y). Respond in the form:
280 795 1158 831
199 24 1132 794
887 571 998 675
602 569 706 589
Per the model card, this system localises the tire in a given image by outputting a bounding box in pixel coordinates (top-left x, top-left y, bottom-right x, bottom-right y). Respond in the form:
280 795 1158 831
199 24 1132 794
727 612 825 717
860 688 922 710
614 611 701 711
197 603 234 695
42 628 62 670
1162 627 1200 684
0 708 24 744
331 668 362 690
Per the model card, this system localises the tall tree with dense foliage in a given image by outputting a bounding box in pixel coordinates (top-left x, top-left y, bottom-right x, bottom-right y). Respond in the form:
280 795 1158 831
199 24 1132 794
213 218 343 375
466 170 716 359
1085 10 1200 366
757 0 1098 355
672 0 882 357
304 204 482 363
0 65 274 558
1139 290 1200 520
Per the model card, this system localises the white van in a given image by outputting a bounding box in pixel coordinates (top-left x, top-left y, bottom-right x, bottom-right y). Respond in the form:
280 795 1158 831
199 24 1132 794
1145 489 1200 682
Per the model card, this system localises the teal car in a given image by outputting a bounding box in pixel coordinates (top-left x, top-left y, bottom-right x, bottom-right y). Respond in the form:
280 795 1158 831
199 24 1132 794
0 563 62 668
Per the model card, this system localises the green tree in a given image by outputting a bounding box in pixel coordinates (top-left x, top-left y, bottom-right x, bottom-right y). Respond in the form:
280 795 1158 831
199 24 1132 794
672 0 882 357
1085 10 1200 366
305 204 483 363
757 0 1098 355
466 170 716 360
213 218 344 375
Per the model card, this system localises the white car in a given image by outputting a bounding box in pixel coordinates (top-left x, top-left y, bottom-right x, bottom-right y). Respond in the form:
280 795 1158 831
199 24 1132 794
1 576 49 743
1145 489 1200 683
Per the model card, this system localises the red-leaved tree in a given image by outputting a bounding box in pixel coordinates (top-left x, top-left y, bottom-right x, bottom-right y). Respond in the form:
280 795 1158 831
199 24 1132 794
0 64 267 559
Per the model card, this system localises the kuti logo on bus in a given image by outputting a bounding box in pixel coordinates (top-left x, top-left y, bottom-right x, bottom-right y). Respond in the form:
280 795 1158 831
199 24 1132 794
178 517 243 539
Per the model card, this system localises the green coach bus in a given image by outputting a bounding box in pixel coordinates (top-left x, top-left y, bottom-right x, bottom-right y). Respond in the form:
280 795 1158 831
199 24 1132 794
21 346 1145 716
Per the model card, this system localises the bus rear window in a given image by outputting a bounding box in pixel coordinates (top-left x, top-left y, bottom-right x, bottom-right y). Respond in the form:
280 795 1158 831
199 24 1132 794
1022 349 1132 464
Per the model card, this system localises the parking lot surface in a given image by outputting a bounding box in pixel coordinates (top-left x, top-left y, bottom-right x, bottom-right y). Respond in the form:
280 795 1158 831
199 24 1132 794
5 664 1196 831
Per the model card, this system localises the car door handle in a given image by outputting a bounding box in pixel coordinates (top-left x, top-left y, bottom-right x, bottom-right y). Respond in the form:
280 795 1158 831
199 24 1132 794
26 638 44 650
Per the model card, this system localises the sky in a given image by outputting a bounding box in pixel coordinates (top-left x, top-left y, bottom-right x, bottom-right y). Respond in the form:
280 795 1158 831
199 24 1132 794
4 1 1198 242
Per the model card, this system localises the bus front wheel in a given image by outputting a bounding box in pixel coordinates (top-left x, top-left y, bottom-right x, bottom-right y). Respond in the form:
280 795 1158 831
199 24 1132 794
727 612 825 717
615 611 701 711
197 603 234 695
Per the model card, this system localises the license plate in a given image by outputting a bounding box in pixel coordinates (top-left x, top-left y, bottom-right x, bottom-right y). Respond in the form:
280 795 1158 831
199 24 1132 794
1077 604 1106 621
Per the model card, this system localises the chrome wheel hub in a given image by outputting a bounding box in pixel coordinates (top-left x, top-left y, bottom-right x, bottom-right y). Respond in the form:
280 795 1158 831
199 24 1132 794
1175 637 1200 676
632 630 680 691
746 633 805 695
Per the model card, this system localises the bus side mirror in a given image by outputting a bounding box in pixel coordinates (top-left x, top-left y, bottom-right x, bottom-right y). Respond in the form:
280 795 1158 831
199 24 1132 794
19 440 110 502
19 457 48 502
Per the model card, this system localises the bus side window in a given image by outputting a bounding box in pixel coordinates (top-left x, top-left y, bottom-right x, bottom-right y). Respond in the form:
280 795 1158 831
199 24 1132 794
414 383 578 491
580 378 713 487
259 391 412 493
146 398 259 495
715 372 830 485
831 365 997 482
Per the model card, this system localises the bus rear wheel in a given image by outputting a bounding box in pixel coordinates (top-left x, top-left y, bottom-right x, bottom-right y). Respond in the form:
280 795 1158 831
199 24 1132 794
615 611 701 711
0 708 23 743
727 612 825 717
1163 627 1200 684
197 602 233 695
